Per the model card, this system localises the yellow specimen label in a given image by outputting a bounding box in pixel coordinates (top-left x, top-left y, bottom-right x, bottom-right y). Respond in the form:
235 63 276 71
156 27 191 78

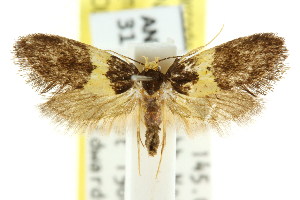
80 0 206 49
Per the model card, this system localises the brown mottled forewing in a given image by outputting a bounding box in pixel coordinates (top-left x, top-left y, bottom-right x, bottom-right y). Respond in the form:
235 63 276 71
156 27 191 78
14 34 96 94
13 34 139 132
166 33 288 133
212 33 288 95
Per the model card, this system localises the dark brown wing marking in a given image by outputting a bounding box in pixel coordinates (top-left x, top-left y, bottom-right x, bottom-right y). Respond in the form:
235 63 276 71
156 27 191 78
14 34 96 94
212 33 288 95
166 58 199 95
106 56 139 94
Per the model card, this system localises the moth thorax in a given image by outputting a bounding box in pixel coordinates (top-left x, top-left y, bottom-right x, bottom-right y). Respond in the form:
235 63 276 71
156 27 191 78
142 69 164 95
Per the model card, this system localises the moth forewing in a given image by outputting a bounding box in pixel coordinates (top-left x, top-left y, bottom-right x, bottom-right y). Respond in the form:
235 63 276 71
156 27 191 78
165 33 287 134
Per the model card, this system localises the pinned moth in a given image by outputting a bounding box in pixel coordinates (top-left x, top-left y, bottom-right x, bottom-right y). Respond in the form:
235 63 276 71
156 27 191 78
14 33 287 158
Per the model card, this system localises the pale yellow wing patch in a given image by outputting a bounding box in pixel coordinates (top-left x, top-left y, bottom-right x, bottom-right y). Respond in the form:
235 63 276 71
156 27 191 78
166 48 221 97
185 48 221 97
83 47 115 95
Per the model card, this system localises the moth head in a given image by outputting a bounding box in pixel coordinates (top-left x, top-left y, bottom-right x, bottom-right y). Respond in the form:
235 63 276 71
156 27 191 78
143 56 160 72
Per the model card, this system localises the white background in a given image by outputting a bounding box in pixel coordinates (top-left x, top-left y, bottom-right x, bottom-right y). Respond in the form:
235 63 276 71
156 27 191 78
1 0 300 200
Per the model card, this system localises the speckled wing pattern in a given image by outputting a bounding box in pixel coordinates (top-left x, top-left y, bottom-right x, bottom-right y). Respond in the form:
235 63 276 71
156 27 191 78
166 33 287 133
14 34 139 132
14 33 288 138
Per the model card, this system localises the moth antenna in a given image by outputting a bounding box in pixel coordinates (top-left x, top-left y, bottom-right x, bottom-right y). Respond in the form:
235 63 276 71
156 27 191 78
180 24 224 61
104 50 144 65
204 24 224 49
158 55 182 62
136 99 145 148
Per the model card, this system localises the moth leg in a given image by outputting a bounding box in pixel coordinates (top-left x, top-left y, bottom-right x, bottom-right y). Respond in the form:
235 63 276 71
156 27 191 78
138 133 145 148
137 99 142 175
156 100 167 178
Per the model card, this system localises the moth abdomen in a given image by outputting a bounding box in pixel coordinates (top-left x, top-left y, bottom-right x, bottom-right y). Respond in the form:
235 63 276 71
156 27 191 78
144 96 162 156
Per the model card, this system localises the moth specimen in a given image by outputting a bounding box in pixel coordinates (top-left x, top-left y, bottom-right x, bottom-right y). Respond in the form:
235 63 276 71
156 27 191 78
14 33 287 158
